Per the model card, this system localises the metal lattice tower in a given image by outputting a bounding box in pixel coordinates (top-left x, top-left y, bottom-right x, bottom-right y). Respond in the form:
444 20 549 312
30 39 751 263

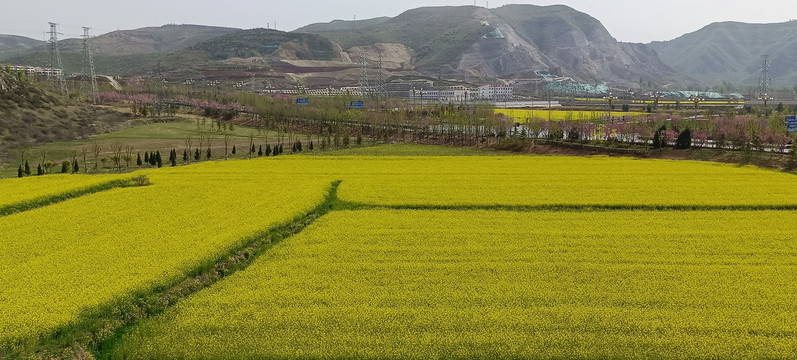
375 51 387 98
81 27 99 104
155 59 167 111
758 55 773 98
48 22 67 95
358 54 370 97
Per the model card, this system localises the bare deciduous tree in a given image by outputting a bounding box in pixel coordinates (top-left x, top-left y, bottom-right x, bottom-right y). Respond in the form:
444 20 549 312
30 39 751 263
124 145 134 171
92 141 101 173
223 133 232 159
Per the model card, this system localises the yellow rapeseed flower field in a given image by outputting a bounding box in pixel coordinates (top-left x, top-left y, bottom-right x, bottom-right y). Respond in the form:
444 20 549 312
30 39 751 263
0 161 332 346
108 209 797 359
0 173 125 209
496 108 645 122
333 156 797 207
4 150 797 356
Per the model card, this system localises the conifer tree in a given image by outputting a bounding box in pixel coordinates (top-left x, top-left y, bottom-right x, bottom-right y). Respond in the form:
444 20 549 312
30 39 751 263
195 148 201 161
183 149 188 162
73 160 79 174
206 147 212 160
232 145 237 155
137 153 142 166
309 141 314 151
266 144 272 157
18 165 23 178
37 164 43 175
144 152 150 164
297 140 303 152
61 161 69 173
258 145 263 157
156 151 162 168
24 160 31 176
279 144 284 154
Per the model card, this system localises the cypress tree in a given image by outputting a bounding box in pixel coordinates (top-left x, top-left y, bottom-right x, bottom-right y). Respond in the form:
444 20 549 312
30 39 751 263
206 148 212 160
297 141 303 152
24 160 31 175
232 145 237 155
309 141 314 151
61 161 69 173
258 145 263 157
137 153 143 166
37 164 43 176
170 150 177 167
652 126 666 149
195 148 201 161
18 165 23 178
266 144 272 157
676 129 692 150
183 149 188 162
251 143 256 154
156 151 162 168
144 152 150 164
73 160 79 174
279 144 284 154
292 142 297 153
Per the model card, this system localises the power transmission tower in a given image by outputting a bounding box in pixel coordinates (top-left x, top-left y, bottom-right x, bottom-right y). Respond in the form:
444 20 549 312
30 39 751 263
375 51 387 98
48 22 67 95
155 59 167 114
358 54 370 97
81 27 99 104
758 55 774 107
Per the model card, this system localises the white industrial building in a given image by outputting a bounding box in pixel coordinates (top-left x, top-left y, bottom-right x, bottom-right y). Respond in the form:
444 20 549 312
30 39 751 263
478 85 513 101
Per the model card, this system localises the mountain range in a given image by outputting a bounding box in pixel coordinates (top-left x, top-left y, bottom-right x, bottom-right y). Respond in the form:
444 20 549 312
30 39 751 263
0 5 792 89
649 21 797 88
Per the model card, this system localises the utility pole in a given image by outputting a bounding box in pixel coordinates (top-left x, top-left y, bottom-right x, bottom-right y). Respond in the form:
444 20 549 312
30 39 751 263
81 27 99 104
48 22 67 96
690 95 703 120
651 91 662 110
604 92 617 122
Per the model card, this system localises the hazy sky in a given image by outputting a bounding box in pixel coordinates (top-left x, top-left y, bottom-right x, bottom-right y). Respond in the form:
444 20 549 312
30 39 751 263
1 0 795 43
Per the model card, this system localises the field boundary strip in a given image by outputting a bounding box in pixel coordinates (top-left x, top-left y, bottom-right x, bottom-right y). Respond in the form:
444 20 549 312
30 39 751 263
0 176 153 218
7 181 342 359
338 202 797 212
